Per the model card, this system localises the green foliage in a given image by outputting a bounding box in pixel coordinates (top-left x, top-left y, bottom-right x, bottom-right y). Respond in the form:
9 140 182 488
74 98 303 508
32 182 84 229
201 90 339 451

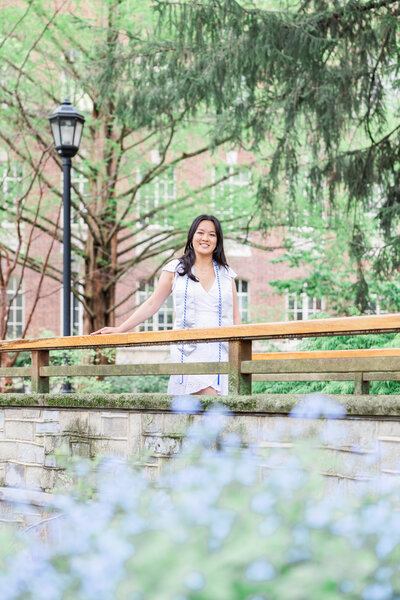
269 203 400 314
253 331 400 395
1 401 400 598
149 0 400 279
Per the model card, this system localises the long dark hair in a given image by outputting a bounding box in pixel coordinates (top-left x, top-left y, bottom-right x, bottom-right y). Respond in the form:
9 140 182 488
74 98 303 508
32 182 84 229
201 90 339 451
178 214 228 280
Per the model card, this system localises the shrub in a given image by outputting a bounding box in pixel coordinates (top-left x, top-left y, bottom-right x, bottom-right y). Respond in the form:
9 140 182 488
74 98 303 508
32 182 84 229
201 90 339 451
1 396 400 599
253 332 400 395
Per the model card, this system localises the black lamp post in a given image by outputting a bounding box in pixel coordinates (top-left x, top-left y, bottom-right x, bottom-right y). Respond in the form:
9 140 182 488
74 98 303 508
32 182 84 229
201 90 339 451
48 99 85 339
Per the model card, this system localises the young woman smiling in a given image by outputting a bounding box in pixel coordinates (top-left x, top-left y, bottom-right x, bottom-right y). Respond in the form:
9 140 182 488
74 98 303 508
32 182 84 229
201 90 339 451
92 214 241 396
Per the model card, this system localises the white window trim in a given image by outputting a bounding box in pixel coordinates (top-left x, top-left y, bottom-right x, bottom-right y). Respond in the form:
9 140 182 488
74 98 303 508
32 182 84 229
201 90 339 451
137 277 174 332
286 292 325 321
235 278 250 322
7 276 25 339
137 167 176 229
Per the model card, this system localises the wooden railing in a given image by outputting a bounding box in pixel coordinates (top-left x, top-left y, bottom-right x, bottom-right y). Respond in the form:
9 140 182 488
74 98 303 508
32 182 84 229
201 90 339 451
1 313 400 395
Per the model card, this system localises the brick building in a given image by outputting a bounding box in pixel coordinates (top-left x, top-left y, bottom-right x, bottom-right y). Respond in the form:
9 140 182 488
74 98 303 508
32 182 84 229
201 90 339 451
1 144 324 344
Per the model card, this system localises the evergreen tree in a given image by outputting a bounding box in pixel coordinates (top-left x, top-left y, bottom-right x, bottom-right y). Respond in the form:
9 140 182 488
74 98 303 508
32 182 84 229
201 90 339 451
145 0 400 302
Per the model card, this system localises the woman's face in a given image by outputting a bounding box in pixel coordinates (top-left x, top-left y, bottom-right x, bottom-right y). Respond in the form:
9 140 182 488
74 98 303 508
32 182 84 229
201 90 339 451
192 220 218 257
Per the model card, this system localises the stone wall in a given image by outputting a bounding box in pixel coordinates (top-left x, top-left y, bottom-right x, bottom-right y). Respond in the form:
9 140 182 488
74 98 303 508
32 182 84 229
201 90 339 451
0 393 400 498
2 392 400 526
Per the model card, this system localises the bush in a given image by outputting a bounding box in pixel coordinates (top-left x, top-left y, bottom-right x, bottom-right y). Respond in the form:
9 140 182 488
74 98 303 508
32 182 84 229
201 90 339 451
253 332 400 395
1 396 400 599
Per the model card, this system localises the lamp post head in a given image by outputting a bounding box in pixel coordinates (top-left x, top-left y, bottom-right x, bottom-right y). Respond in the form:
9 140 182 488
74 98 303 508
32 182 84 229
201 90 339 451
48 99 85 158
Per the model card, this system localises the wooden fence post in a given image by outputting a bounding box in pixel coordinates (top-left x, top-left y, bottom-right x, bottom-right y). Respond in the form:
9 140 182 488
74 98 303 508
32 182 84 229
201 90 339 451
31 350 49 393
354 373 370 395
228 340 252 395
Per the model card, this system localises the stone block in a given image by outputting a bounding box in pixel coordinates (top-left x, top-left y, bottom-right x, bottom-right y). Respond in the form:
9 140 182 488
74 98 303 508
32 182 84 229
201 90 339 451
36 422 61 435
142 413 164 435
58 411 89 432
6 463 25 487
5 409 41 419
144 434 181 457
378 420 400 439
259 415 317 444
223 415 259 445
70 441 90 458
5 420 34 441
44 455 58 468
145 463 161 481
93 438 128 458
129 413 142 436
162 413 191 435
25 466 44 490
0 411 4 429
42 410 59 421
0 441 17 461
41 468 60 492
334 449 378 480
44 433 68 454
18 443 45 465
128 413 142 457
331 419 378 452
0 465 5 485
88 411 103 434
102 416 128 438
378 440 400 473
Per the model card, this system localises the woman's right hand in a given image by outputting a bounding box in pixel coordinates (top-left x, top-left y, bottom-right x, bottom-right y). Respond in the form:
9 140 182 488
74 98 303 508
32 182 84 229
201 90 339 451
90 326 123 336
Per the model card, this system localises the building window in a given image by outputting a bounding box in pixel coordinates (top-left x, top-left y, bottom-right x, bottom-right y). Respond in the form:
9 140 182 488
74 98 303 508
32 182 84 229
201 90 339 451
235 279 249 322
287 293 323 321
0 162 23 201
212 166 251 223
7 277 24 338
138 169 176 227
137 278 174 331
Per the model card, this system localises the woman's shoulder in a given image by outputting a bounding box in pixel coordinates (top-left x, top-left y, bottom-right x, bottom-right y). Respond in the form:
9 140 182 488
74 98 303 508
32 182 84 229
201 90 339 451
220 264 237 279
162 258 181 273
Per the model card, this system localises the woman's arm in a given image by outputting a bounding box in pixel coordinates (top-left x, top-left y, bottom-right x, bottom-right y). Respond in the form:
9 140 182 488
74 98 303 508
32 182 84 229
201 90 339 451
232 279 242 325
91 271 174 335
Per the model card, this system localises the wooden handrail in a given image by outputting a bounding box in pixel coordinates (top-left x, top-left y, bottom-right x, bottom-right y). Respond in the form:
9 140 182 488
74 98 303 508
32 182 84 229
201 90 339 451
1 314 400 397
1 313 400 353
253 348 400 360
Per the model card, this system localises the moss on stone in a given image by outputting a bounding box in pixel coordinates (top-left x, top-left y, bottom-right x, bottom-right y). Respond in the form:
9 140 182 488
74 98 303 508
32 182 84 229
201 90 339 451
1 392 400 417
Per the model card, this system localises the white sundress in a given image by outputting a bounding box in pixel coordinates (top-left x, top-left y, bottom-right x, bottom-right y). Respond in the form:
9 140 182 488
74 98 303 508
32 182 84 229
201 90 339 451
162 259 237 395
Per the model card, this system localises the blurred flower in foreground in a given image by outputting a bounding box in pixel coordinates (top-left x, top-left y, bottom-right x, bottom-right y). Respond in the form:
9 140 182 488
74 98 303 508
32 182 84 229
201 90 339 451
290 393 347 419
0 401 399 599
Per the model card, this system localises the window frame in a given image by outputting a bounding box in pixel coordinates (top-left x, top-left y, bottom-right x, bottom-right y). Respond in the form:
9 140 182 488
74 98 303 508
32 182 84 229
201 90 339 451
136 277 174 332
286 292 324 321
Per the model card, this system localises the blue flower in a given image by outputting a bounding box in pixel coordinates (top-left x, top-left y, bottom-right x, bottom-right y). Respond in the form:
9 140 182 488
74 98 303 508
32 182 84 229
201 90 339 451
290 394 346 419
171 395 201 413
184 571 205 591
362 583 392 600
251 492 275 515
245 559 275 582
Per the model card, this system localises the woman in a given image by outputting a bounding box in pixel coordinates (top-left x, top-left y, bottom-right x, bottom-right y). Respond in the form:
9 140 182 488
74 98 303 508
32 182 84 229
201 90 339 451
92 215 241 395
